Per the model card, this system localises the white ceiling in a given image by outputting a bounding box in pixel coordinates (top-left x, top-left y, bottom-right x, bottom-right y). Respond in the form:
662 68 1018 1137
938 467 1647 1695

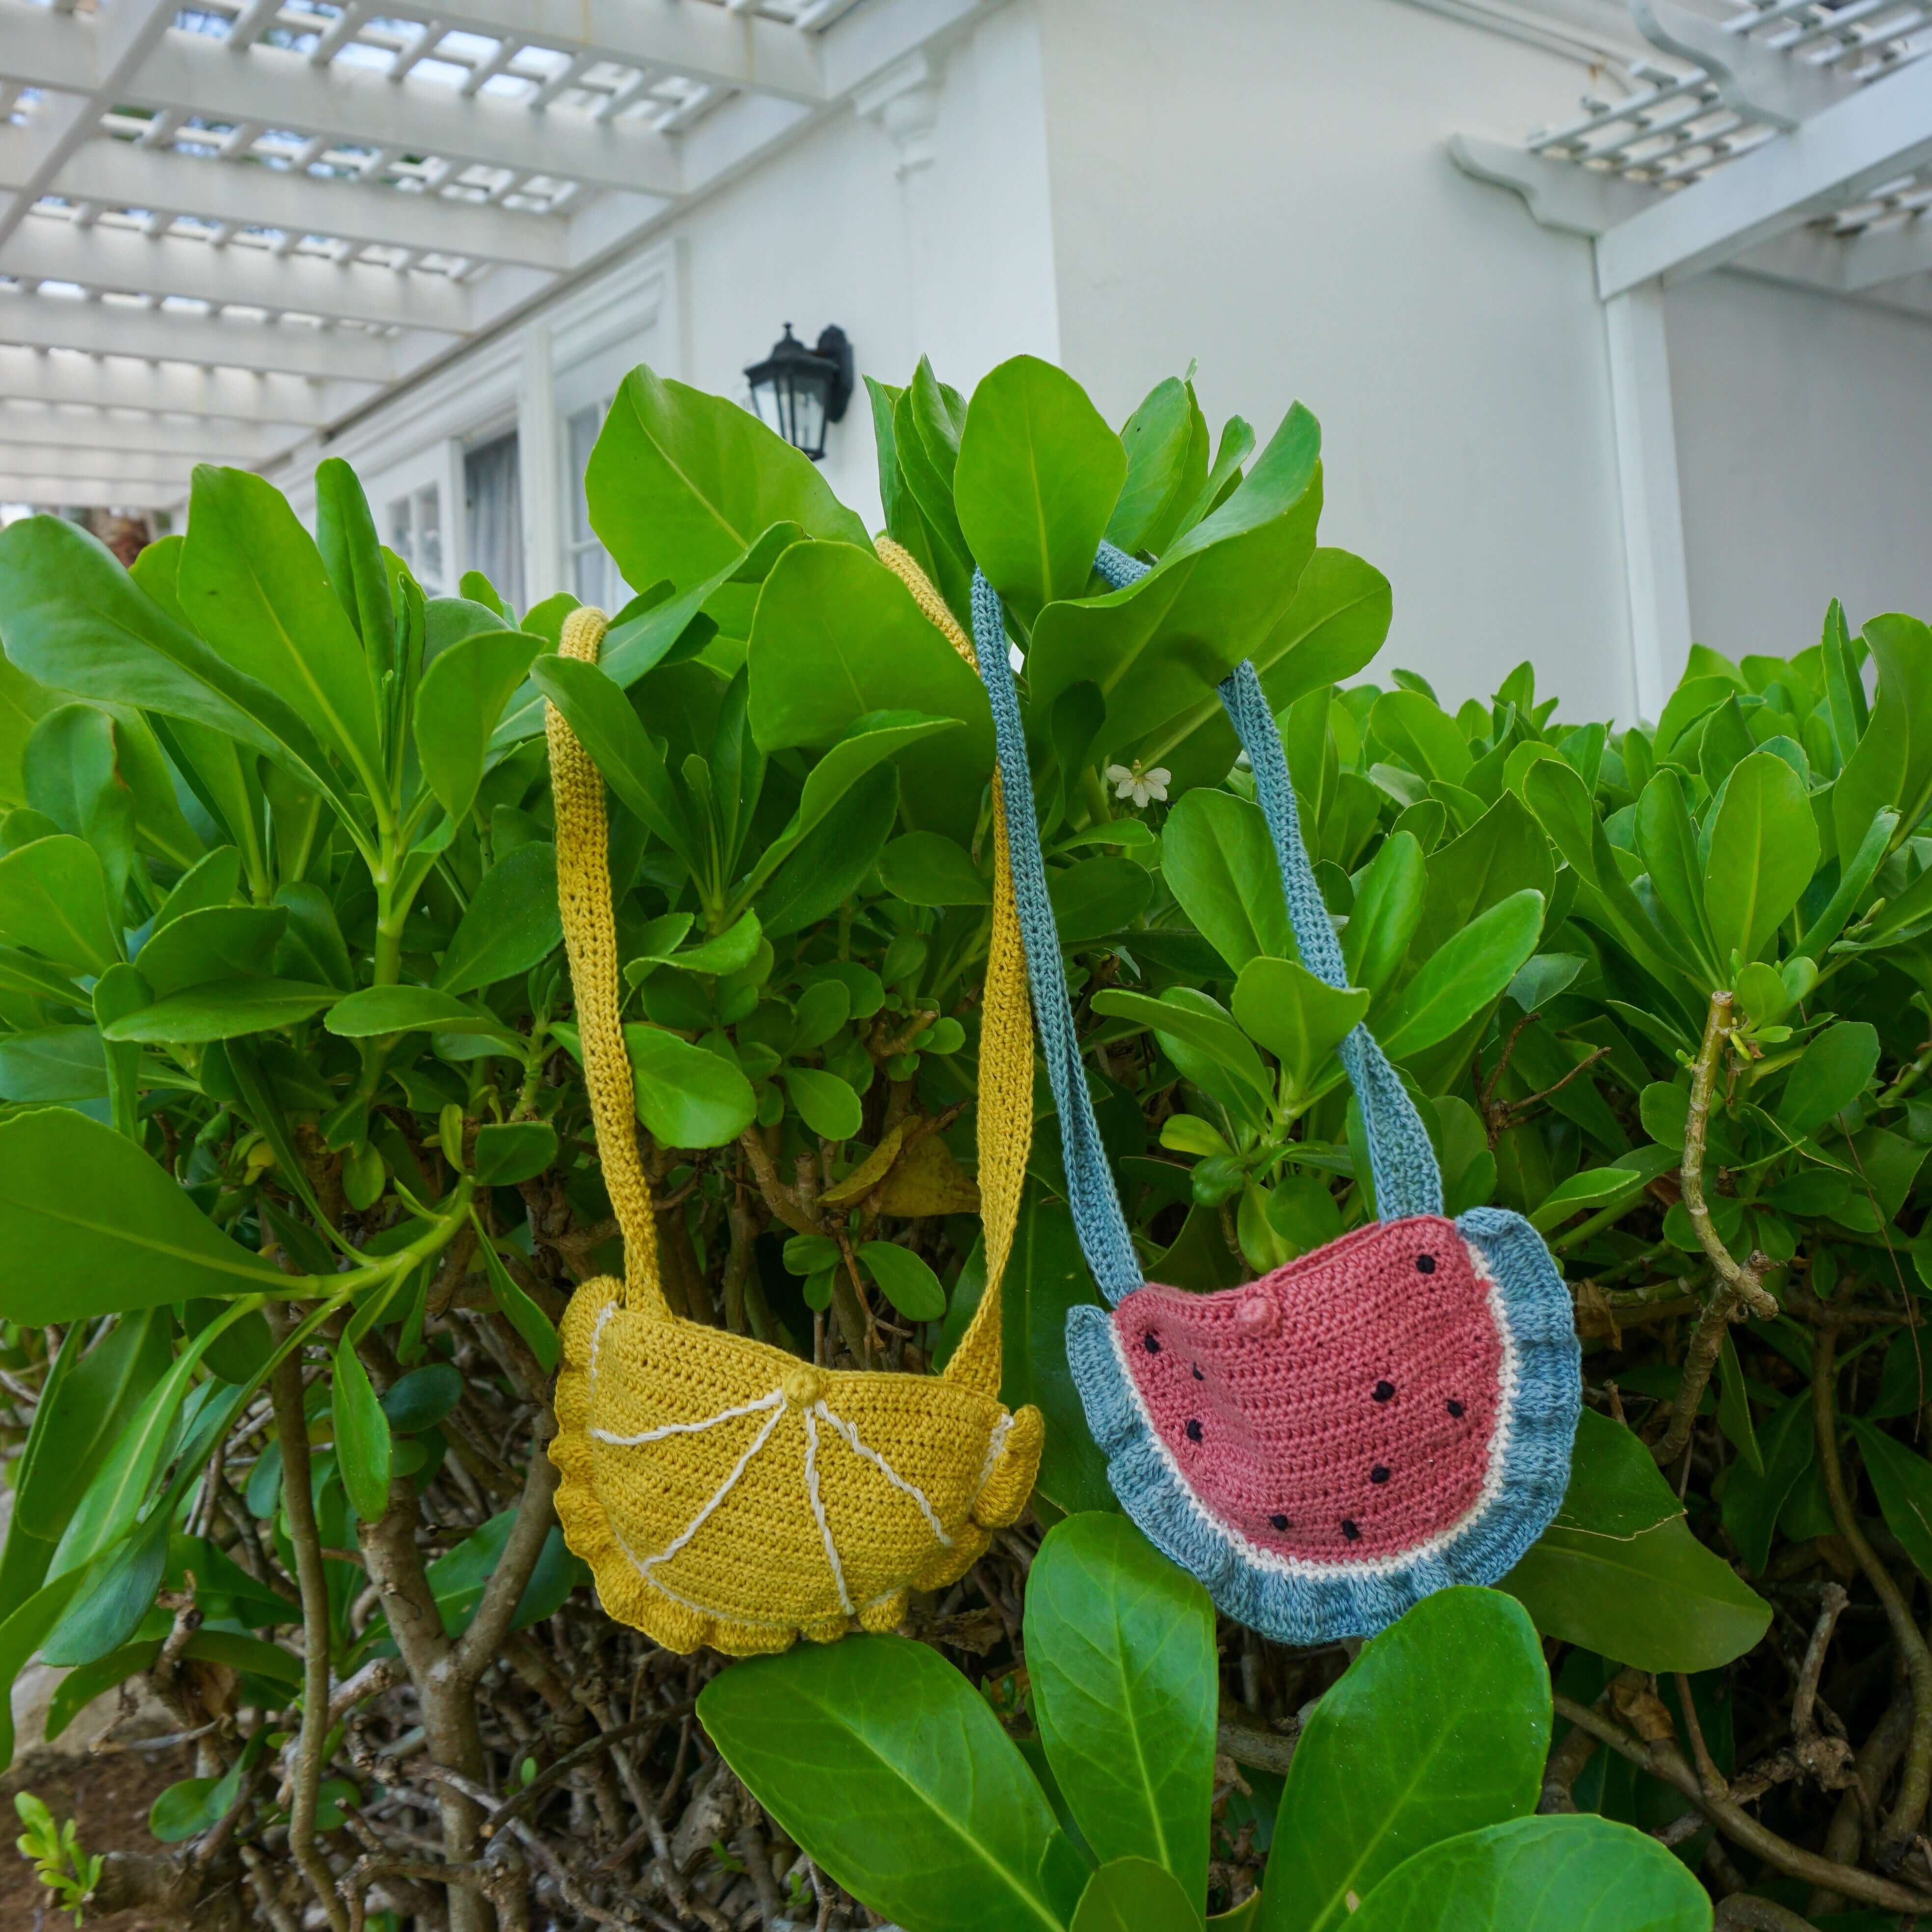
0 0 973 509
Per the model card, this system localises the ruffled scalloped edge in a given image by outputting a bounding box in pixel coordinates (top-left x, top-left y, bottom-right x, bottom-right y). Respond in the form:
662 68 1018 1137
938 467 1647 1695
550 1281 1048 1654
1066 1207 1580 1644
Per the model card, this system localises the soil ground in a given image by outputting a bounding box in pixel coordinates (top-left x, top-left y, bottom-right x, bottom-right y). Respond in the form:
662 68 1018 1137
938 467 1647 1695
0 1744 196 1932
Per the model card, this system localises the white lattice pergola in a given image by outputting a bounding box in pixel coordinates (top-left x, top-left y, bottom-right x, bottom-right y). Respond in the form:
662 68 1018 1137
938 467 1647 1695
0 0 970 511
1451 0 1932 716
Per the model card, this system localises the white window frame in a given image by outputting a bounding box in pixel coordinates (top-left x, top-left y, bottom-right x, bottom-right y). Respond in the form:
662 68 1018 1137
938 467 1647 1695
555 333 650 616
364 438 463 598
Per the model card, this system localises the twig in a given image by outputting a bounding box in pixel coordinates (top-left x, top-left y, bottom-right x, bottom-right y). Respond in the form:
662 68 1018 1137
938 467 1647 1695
1812 1324 1932 1862
272 1326 352 1932
450 1409 560 1683
1552 1693 1932 1913
1654 991 1778 1466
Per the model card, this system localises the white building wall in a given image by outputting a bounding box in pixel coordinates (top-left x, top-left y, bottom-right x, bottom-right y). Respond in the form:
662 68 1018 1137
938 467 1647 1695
1664 272 1932 663
1032 0 1637 721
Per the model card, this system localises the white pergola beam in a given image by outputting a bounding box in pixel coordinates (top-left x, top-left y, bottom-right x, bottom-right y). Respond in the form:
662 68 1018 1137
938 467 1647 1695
380 0 824 102
0 8 688 199
0 442 198 486
0 475 185 509
0 130 574 271
1630 0 1860 130
0 399 300 460
0 347 357 425
0 295 403 382
0 0 176 247
0 219 481 333
1597 52 1932 295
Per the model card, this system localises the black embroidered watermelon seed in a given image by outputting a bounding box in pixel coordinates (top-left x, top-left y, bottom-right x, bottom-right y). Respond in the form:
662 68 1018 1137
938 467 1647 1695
1185 1418 1204 1443
1269 1513 1290 1530
1341 1519 1361 1541
1370 1465 1390 1484
1143 1332 1161 1354
1191 1363 1204 1381
1373 1380 1395 1402
1447 1398 1465 1418
1415 1252 1436 1274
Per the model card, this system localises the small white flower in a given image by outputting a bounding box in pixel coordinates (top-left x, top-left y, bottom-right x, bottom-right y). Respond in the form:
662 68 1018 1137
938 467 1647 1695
1105 762 1172 809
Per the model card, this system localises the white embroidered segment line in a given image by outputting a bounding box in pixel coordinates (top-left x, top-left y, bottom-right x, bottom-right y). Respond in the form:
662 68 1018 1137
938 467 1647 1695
816 1401 953 1549
638 1398 789 1576
802 1406 855 1616
591 1390 784 1447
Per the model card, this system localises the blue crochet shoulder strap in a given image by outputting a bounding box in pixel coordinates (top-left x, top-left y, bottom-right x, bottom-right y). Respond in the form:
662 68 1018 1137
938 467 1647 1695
970 542 1443 1307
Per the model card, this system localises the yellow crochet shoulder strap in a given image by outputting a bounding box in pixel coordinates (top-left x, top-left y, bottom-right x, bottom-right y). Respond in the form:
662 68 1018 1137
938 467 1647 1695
543 556 1031 1395
548 605 670 1319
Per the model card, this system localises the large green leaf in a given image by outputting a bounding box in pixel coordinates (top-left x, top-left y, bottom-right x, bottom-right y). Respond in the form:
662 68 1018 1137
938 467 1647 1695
177 466 385 795
0 1107 282 1320
1777 1020 1878 1136
0 519 344 810
624 1024 756 1149
315 457 396 658
135 905 285 997
434 841 563 995
1501 1515 1770 1672
747 543 993 842
1071 1858 1203 1932
1028 413 1324 767
1232 956 1368 1103
23 703 135 907
1634 771 1721 987
1161 788 1290 971
586 361 869 591
1834 612 1932 863
0 834 117 973
332 1340 393 1524
1157 547 1391 794
1027 1514 1215 1903
757 765 900 939
415 628 543 825
1344 830 1424 999
955 355 1125 624
1702 750 1818 968
1375 889 1543 1061
1848 1419 1932 1584
13 1311 171 1547
1371 691 1471 786
1262 1588 1548 1932
1411 792 1553 965
1555 1408 1685 1539
1345 1815 1709 1932
699 1634 1084 1932
0 1025 107 1103
103 978 340 1044
1106 377 1207 558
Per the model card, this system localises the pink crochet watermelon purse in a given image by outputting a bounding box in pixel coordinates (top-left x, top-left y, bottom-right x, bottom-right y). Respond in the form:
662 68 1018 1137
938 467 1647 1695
970 543 1582 1644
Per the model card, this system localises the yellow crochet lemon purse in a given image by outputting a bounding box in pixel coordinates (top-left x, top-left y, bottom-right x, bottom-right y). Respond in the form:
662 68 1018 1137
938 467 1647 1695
546 544 1043 1654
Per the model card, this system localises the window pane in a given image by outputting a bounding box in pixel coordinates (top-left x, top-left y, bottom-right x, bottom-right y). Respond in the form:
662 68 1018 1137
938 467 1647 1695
567 405 600 546
388 495 413 569
464 431 524 613
416 484 443 591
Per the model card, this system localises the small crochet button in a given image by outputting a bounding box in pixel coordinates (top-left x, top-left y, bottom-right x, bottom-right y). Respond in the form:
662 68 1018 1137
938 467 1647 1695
781 1364 828 1408
1113 1215 1502 1564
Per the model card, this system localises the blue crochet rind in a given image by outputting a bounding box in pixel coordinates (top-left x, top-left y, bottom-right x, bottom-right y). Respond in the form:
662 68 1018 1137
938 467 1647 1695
1066 1206 1581 1644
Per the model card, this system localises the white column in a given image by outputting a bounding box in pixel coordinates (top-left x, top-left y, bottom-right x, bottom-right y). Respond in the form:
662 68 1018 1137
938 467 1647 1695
1603 281 1693 724
518 321 563 607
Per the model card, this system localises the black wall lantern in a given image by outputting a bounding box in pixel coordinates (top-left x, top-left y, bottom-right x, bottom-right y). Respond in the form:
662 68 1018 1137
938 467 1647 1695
745 323 853 462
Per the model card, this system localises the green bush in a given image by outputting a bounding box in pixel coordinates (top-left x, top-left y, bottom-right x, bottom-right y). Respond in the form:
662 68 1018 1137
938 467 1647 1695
0 348 1925 1927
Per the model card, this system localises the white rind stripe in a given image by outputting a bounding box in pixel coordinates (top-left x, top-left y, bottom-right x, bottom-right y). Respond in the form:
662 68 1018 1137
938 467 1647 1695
818 1401 953 1548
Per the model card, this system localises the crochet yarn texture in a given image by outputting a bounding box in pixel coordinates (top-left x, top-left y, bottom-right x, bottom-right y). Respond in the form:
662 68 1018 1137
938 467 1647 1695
971 544 1581 1643
547 588 1042 1656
